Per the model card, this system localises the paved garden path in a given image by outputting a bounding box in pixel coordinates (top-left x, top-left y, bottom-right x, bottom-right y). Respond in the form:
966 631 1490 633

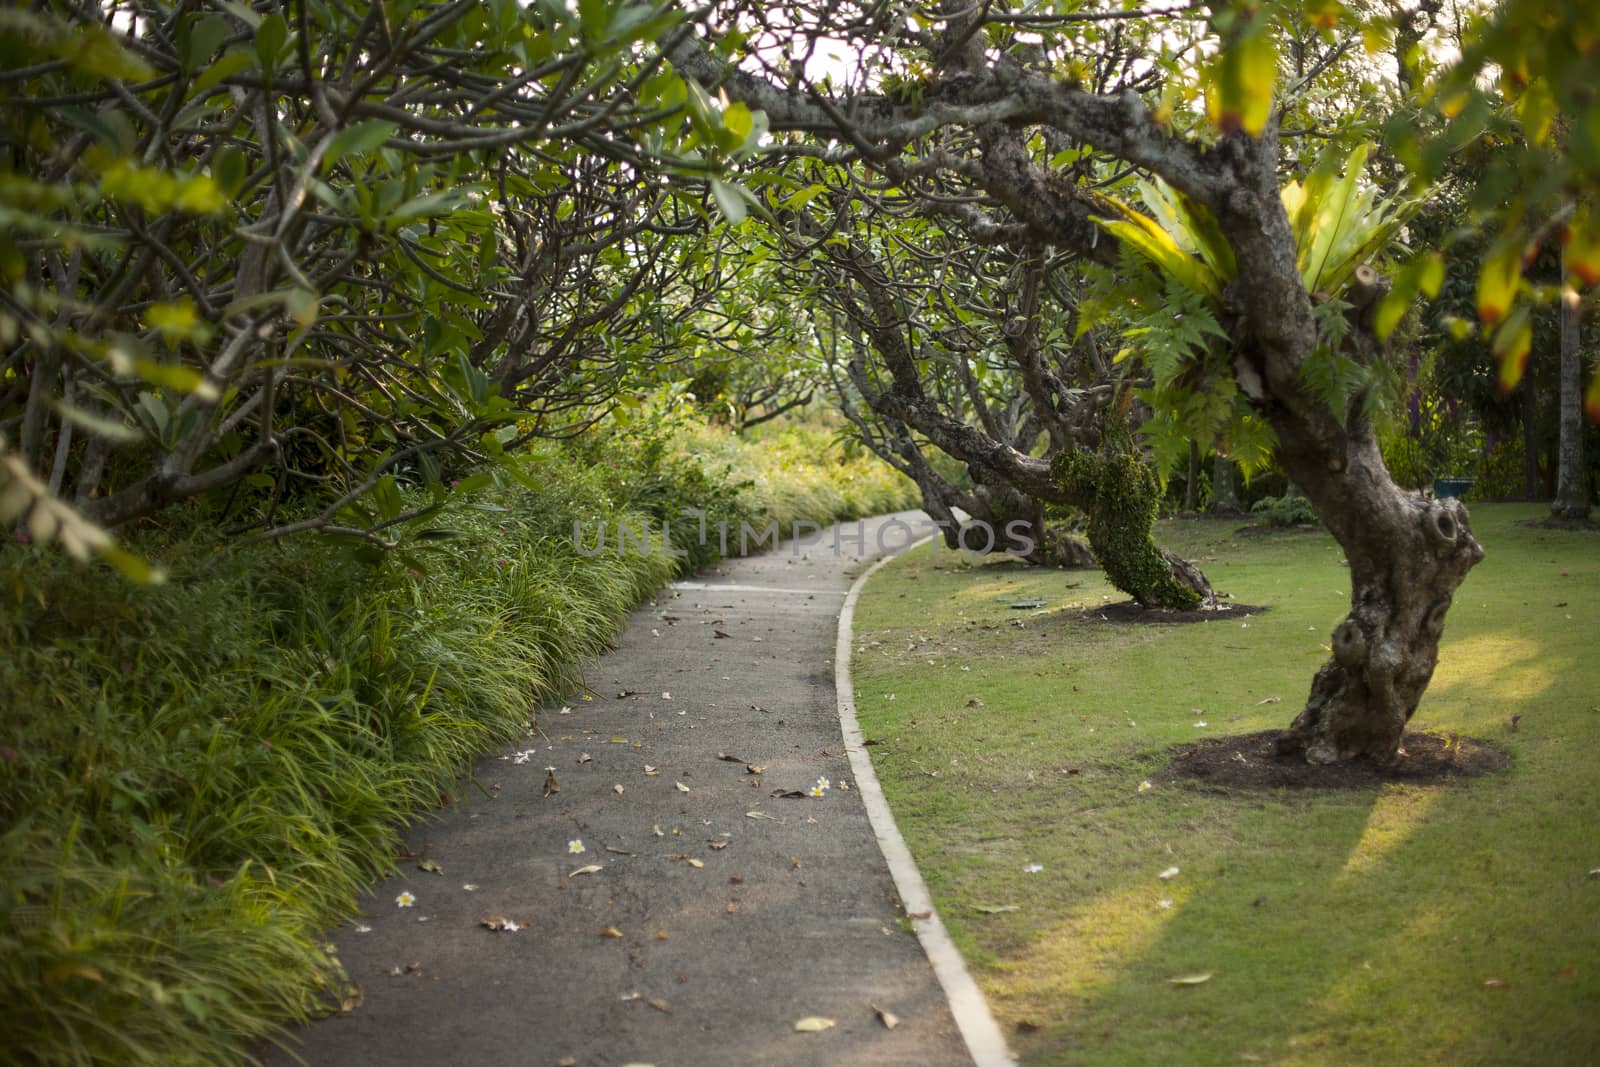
267 513 1009 1067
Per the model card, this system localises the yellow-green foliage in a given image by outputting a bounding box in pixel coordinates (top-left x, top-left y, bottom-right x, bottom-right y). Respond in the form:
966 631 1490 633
0 421 911 1066
656 406 919 531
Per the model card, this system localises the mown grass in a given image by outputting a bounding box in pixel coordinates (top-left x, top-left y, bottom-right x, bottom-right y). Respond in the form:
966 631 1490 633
0 422 914 1066
852 503 1600 1066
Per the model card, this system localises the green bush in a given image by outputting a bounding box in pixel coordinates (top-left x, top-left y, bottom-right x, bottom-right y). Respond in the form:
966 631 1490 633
1250 493 1321 527
0 421 914 1065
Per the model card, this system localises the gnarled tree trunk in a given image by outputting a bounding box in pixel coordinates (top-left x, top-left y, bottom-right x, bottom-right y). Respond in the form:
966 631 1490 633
1274 427 1484 763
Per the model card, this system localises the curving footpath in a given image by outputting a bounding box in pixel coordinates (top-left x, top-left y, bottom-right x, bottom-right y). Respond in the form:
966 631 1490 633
266 512 1012 1067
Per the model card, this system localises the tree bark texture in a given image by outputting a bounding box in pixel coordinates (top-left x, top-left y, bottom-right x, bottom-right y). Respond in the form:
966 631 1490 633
1274 426 1484 763
1209 454 1242 515
1552 292 1590 521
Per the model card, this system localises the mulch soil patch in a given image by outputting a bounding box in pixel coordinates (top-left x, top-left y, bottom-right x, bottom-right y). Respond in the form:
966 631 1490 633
1156 729 1509 791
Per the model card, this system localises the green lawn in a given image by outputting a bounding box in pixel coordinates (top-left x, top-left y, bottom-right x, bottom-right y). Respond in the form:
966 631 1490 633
851 503 1600 1066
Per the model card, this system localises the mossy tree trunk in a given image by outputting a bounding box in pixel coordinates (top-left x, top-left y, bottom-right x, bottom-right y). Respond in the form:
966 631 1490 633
1054 435 1211 610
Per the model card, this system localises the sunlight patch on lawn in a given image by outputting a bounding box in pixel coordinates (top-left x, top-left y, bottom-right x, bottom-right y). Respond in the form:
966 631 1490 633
991 880 1188 1004
1333 784 1445 888
1428 633 1565 707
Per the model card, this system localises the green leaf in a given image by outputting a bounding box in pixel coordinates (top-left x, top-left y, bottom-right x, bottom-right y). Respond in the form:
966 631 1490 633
1417 251 1445 298
324 120 397 169
453 473 496 493
723 101 753 140
1374 284 1413 341
191 49 253 97
286 288 319 327
146 297 209 345
1093 202 1223 302
216 2 262 29
181 14 228 71
577 0 610 42
372 474 404 522
388 190 461 226
709 178 748 224
1476 239 1522 326
1205 17 1276 138
1515 78 1558 146
100 545 167 585
214 145 247 196
1492 305 1533 393
54 403 142 444
255 13 288 71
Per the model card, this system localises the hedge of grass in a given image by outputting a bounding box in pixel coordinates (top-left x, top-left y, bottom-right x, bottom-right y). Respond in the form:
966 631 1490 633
0 422 914 1066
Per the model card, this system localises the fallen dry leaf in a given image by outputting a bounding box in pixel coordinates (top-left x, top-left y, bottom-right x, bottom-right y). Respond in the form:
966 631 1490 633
644 765 659 776
675 782 691 793
717 752 748 763
770 789 808 799
577 753 592 764
686 858 704 869
340 987 363 1013
1168 973 1212 986
569 864 603 877
1256 696 1281 705
544 769 560 796
708 840 729 850
417 859 443 875
607 736 628 744
648 997 671 1013
599 927 624 938
1484 978 1512 990
613 783 625 795
746 811 777 820
746 764 766 775
713 629 731 638
605 847 635 857
973 904 1020 914
906 910 931 920
872 1004 899 1030
480 915 524 932
793 1016 836 1033
1158 866 1181 881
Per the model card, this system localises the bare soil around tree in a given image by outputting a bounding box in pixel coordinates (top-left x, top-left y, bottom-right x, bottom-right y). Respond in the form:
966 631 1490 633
1155 729 1509 791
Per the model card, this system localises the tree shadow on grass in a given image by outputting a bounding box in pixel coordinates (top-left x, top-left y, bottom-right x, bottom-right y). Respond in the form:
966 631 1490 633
1009 730 1593 1067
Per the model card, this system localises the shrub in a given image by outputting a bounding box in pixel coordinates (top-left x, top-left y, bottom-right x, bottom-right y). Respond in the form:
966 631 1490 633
1250 494 1321 527
0 418 913 1065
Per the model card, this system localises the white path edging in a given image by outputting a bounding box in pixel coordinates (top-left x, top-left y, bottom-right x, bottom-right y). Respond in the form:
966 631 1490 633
835 537 1018 1067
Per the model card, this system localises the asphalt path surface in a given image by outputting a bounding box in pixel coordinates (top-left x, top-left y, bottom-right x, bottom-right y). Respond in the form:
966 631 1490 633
266 512 979 1067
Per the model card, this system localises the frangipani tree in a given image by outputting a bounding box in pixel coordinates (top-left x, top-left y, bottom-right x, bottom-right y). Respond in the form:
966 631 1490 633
667 0 1487 763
